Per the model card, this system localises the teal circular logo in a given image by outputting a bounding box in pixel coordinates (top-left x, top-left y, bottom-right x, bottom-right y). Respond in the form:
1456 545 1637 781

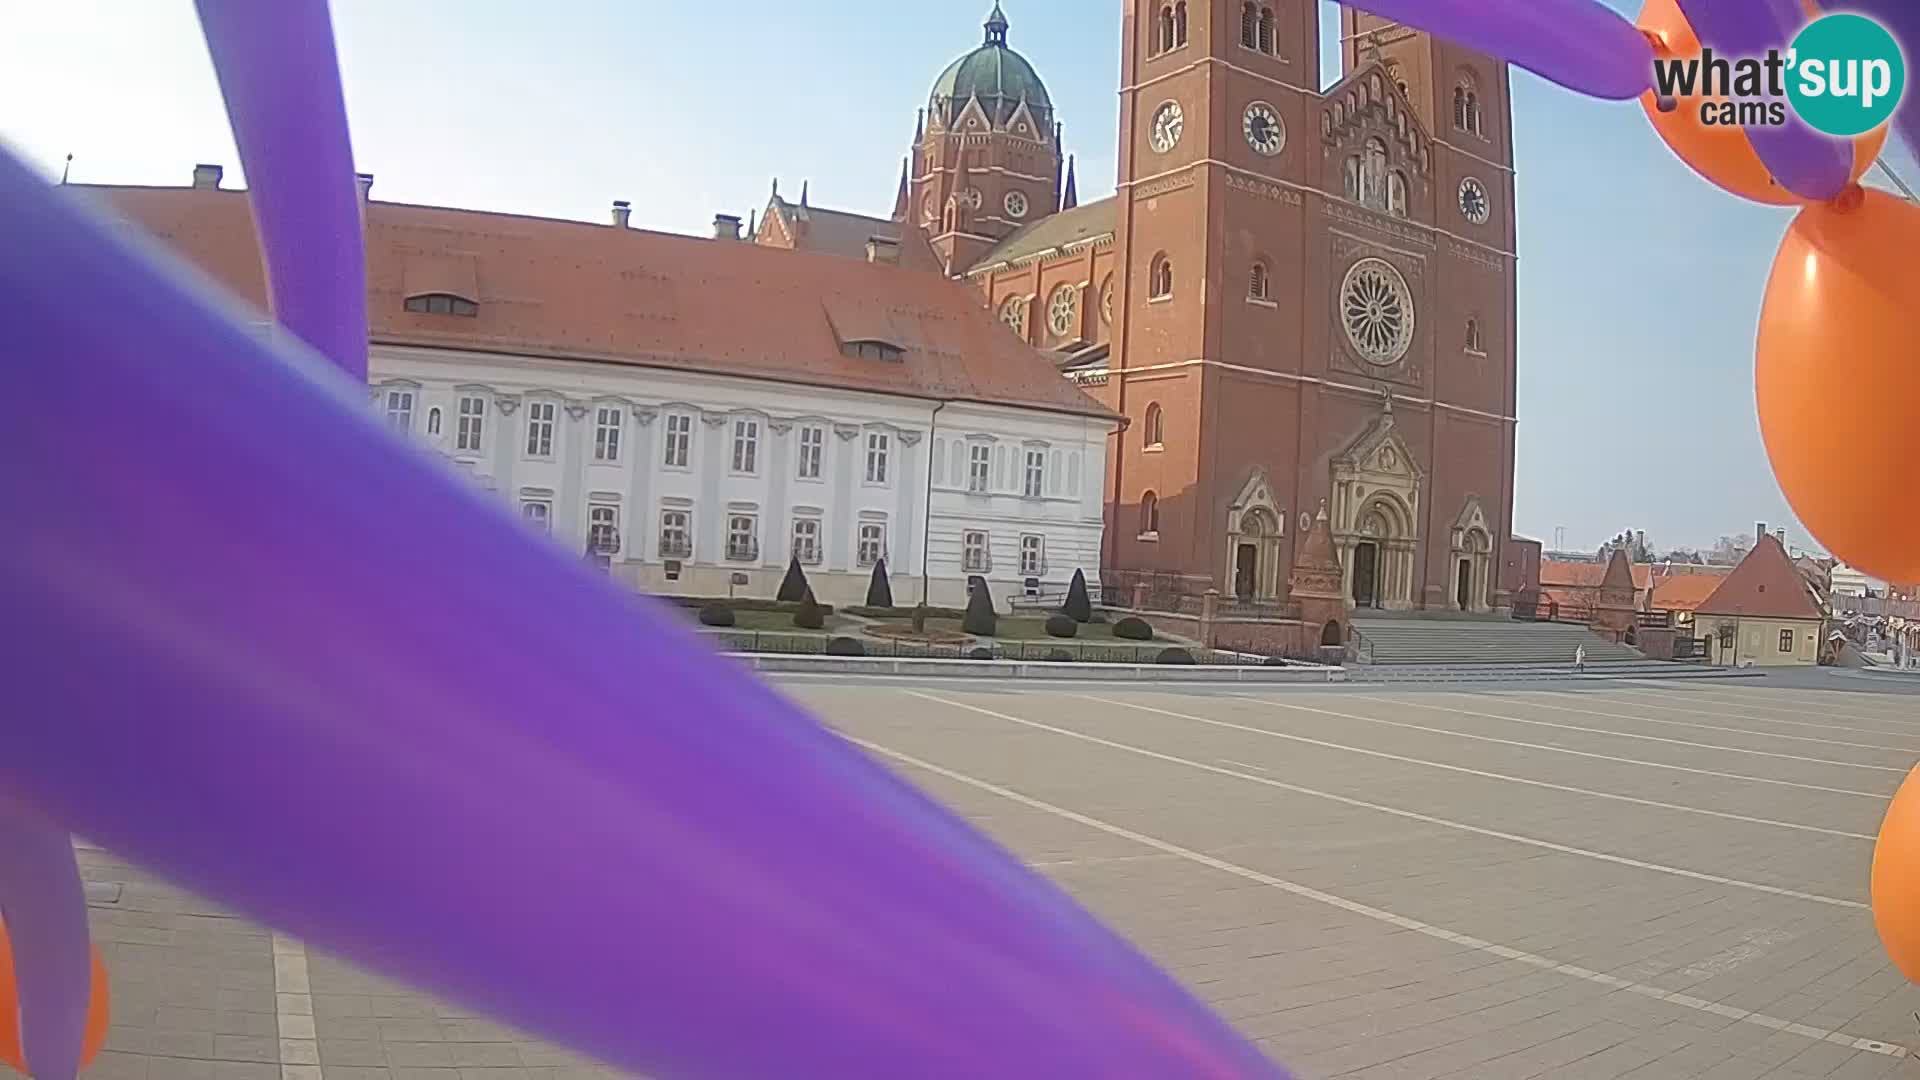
1786 13 1906 137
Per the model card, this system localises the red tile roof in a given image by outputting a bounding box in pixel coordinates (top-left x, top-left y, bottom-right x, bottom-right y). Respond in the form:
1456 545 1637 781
1539 559 1653 592
1649 573 1726 613
1695 535 1825 620
87 184 1116 422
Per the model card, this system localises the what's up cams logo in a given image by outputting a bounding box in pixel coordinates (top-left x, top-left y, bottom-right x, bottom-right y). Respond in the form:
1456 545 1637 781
1653 12 1907 136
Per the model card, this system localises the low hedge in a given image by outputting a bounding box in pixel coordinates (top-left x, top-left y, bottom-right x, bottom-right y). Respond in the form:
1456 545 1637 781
697 605 736 627
1156 647 1195 665
968 647 995 661
1112 616 1154 641
845 604 967 620
1044 614 1078 639
663 596 834 615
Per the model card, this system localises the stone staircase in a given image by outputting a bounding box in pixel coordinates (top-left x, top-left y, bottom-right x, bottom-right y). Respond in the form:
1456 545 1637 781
1350 616 1654 667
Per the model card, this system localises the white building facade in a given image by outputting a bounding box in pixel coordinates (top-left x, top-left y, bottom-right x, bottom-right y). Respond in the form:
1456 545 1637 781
373 346 1110 609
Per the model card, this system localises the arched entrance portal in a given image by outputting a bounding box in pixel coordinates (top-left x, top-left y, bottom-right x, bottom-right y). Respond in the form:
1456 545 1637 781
1223 472 1286 602
1341 497 1414 610
1232 507 1280 600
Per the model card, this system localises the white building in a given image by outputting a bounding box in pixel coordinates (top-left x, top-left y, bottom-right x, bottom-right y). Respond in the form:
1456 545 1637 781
102 173 1116 609
1830 563 1880 599
371 346 1109 607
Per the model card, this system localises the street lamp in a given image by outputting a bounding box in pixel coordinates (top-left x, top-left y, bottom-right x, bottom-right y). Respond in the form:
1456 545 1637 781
916 400 948 631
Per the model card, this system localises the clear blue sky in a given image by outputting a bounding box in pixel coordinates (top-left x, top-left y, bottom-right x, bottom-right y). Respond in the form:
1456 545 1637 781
8 1 1908 555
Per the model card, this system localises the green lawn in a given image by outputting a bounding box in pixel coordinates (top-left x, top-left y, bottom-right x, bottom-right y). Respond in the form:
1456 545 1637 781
913 617 1144 643
720 608 851 633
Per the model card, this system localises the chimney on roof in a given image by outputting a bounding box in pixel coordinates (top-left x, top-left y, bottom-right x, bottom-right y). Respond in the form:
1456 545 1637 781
355 172 374 209
866 235 900 264
607 200 631 229
1757 522 1768 544
191 163 223 190
713 213 743 240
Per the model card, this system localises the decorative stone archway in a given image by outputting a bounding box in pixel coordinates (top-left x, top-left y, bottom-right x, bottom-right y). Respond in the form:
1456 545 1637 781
1225 469 1286 601
1330 396 1422 611
1449 498 1494 613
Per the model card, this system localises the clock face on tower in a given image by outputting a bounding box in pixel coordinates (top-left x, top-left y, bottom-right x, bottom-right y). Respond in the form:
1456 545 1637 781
1243 102 1285 156
1458 177 1491 225
1150 101 1184 153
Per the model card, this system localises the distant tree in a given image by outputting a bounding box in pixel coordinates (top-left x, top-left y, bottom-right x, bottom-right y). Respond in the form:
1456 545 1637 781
962 579 998 637
866 558 893 608
1710 533 1755 566
1661 548 1705 565
1063 568 1093 622
777 556 810 602
1599 528 1653 562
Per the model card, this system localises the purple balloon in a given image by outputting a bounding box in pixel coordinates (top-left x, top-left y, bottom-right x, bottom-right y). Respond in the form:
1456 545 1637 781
1849 0 1920 162
1341 0 1652 100
0 806 91 1080
0 153 1284 1079
193 0 368 380
1674 0 1854 199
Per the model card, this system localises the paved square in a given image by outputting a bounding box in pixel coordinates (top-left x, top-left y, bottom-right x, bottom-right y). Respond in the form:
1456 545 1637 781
76 677 1920 1079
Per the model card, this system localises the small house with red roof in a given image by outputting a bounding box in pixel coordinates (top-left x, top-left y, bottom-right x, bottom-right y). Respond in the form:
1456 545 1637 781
1694 534 1828 666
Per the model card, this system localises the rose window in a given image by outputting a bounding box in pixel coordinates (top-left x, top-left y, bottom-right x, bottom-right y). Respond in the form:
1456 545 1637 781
1340 258 1414 364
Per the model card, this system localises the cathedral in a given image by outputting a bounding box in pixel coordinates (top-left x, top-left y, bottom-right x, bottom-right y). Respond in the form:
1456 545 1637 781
755 1 1518 615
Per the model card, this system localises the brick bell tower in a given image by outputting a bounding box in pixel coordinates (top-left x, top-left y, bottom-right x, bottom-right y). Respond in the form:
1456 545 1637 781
1340 11 1520 612
1106 0 1322 594
913 3 1064 275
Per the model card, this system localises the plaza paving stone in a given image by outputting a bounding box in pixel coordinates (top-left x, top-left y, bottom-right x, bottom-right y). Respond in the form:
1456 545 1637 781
73 677 1920 1078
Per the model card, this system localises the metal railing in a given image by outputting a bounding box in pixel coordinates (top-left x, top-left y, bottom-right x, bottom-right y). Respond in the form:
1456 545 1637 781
1347 624 1375 664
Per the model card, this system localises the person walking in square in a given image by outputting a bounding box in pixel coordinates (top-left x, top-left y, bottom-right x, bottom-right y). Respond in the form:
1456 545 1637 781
1574 643 1586 674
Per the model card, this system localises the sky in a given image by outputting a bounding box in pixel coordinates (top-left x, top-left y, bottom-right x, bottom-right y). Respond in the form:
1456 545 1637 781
6 0 1908 556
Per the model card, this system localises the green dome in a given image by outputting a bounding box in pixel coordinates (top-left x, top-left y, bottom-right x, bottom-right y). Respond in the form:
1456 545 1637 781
929 4 1053 130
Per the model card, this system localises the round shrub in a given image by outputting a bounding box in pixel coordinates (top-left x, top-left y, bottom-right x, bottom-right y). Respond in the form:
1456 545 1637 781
825 636 866 657
1262 655 1290 667
698 604 736 628
968 647 995 661
1113 616 1154 641
1047 649 1075 662
1156 647 1195 665
1044 614 1079 639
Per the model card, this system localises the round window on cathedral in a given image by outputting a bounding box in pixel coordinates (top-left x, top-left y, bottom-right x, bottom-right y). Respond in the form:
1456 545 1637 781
1099 274 1115 325
1046 284 1080 340
1339 258 1415 365
961 187 984 211
1000 295 1028 338
1005 190 1029 219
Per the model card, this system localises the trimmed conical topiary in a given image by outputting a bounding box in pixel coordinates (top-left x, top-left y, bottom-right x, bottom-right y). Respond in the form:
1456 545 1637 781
794 588 826 630
777 556 810 603
962 581 997 637
1063 568 1093 622
866 558 894 608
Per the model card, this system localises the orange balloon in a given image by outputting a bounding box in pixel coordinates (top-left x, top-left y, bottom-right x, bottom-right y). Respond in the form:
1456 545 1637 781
1637 0 1886 204
1874 767 1920 981
1757 187 1920 584
0 919 110 1074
